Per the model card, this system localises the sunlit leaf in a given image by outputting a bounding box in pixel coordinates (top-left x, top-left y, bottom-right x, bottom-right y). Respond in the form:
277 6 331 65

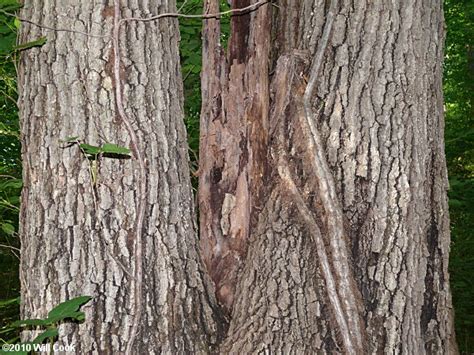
1 222 14 235
46 296 91 324
101 143 130 155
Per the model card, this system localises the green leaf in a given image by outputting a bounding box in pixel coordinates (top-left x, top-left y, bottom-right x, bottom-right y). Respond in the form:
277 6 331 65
0 32 16 54
11 318 47 327
13 17 19 29
1 222 15 235
46 296 91 324
79 144 102 156
0 0 22 11
32 328 58 344
101 143 130 155
13 36 46 51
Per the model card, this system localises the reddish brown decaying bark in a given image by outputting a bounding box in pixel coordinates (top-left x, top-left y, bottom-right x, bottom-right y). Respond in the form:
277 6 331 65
199 0 271 312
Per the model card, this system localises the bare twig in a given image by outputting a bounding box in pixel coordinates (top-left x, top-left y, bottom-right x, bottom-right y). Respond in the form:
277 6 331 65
0 243 20 260
183 64 196 82
120 0 270 24
0 243 20 252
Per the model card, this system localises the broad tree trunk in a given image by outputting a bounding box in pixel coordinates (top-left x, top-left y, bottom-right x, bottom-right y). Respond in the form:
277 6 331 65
200 0 458 353
18 1 222 353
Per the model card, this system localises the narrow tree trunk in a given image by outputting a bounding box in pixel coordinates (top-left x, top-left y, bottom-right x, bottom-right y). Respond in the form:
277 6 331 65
18 1 222 353
201 0 458 353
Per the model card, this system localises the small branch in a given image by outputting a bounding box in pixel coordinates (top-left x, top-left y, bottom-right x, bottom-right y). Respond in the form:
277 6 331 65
120 0 270 24
0 243 20 260
183 64 196 82
0 89 17 106
0 243 20 252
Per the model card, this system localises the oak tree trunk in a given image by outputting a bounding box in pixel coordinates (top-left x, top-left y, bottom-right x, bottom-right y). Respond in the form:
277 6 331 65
18 0 459 353
200 0 458 353
18 1 222 353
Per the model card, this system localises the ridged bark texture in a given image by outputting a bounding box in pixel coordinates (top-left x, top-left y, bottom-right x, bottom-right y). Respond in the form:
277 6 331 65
18 1 222 353
201 0 458 353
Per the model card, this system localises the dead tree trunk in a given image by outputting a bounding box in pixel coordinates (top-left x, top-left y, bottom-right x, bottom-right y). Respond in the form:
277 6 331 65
18 1 222 353
200 0 458 353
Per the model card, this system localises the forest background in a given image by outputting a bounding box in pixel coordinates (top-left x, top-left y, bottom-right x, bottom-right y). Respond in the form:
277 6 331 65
0 0 472 353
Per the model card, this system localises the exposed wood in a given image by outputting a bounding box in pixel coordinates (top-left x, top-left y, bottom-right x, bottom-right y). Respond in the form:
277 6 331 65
199 0 271 312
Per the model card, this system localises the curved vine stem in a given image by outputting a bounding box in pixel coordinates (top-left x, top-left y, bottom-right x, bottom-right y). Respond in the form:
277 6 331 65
119 0 270 25
112 3 146 353
301 0 365 353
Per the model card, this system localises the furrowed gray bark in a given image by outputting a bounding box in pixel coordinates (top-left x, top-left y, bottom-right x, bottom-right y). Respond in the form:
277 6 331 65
202 0 458 353
18 1 222 353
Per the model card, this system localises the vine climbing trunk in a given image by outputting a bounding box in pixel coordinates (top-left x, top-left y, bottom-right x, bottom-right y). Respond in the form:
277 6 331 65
18 0 222 353
200 0 458 353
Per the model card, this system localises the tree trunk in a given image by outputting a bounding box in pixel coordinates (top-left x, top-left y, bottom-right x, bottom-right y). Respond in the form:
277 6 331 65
200 0 458 353
18 1 222 353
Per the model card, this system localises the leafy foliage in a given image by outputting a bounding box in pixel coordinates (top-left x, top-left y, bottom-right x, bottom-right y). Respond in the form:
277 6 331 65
10 296 91 328
444 0 474 352
0 296 91 354
0 0 21 340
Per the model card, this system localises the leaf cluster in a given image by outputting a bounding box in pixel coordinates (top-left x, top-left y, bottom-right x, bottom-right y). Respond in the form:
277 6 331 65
0 296 91 355
444 0 474 352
